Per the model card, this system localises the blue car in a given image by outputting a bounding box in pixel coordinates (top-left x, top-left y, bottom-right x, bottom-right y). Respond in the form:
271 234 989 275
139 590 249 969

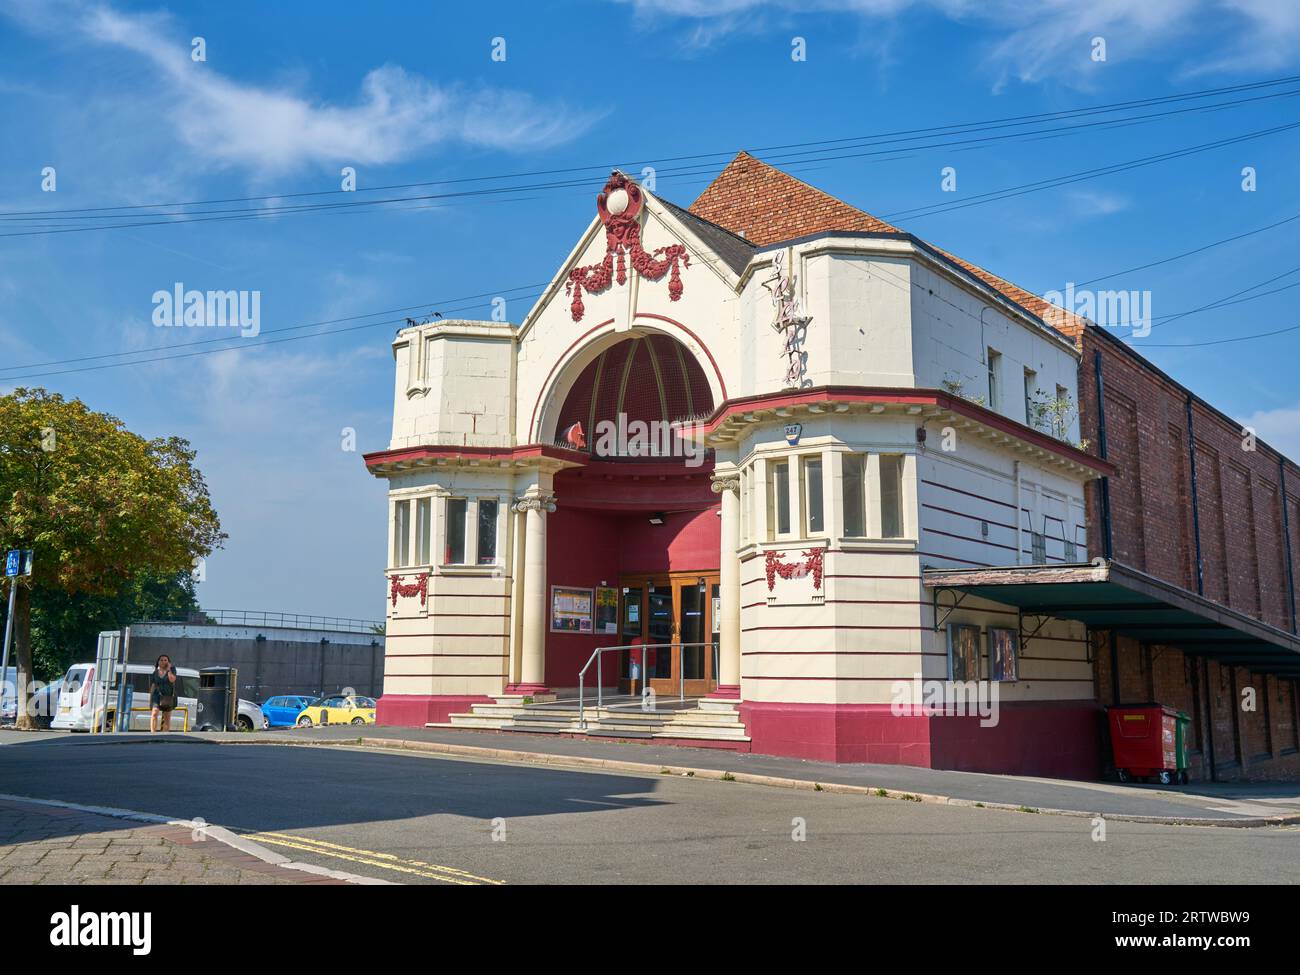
261 695 319 728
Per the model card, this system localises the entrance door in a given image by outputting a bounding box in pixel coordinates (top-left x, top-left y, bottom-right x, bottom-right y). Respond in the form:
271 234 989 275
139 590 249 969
619 572 719 698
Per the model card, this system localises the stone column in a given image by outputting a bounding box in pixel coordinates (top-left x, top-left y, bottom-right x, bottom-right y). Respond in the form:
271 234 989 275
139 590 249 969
507 492 555 696
710 471 742 699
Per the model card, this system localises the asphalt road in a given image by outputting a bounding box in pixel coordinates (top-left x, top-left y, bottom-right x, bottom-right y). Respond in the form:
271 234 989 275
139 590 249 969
2 736 1297 884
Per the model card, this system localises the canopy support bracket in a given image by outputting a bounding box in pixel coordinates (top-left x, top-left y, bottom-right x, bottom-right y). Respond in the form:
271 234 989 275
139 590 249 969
1018 610 1053 657
932 587 969 632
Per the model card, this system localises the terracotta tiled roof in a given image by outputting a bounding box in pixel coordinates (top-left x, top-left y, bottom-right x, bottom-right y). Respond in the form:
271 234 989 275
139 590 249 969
688 151 1088 340
688 151 900 246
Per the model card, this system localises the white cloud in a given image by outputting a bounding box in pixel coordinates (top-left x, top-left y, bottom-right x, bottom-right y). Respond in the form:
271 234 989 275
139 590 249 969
0 0 599 176
615 0 1300 86
1065 189 1132 217
1239 403 1300 462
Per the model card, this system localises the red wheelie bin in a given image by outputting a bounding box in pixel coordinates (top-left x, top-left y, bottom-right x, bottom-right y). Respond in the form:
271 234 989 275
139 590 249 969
1107 704 1189 785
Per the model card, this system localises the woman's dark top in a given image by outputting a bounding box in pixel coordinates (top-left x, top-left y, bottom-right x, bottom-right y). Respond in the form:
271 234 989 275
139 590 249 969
149 669 178 709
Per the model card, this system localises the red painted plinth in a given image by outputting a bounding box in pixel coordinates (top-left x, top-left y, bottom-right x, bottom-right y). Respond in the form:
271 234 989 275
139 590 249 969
376 694 495 727
706 684 741 700
504 683 553 696
740 701 1103 780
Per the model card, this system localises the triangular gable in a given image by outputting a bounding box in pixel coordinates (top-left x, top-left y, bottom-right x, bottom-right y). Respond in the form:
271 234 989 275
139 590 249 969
518 172 754 339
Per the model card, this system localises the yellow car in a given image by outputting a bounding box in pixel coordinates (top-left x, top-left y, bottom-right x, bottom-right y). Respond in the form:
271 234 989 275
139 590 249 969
295 694 377 727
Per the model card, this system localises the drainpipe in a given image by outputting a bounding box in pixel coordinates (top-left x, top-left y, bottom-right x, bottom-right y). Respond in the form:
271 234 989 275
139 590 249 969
1280 457 1297 634
1186 395 1214 781
1108 629 1121 706
1092 350 1113 560
1185 395 1205 597
1200 655 1218 783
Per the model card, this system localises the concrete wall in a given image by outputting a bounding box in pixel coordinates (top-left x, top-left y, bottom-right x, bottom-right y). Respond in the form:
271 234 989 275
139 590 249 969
390 320 516 451
380 465 516 707
125 623 384 703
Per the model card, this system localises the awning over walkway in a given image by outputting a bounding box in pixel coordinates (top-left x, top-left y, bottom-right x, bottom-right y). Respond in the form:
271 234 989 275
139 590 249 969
923 560 1300 678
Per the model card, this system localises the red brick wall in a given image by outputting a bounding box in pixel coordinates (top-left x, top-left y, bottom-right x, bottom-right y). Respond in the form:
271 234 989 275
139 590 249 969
1077 325 1300 781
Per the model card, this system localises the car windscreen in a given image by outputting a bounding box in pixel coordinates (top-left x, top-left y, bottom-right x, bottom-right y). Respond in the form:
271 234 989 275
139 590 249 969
62 667 89 693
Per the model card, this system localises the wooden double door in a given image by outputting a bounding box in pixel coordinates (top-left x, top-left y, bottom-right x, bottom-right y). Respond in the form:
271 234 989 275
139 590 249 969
618 571 720 698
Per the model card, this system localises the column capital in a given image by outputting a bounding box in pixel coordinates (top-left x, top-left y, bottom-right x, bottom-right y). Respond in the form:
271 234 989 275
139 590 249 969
710 472 741 496
513 493 557 513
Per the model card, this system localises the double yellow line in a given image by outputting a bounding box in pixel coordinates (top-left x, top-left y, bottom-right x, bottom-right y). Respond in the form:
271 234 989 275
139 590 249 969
247 830 505 885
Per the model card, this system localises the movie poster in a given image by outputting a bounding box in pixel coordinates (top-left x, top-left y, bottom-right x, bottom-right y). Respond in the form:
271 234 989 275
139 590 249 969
550 586 594 632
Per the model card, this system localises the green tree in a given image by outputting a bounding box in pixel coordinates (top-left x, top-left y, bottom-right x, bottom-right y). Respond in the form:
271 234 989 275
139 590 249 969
0 388 224 728
6 570 201 682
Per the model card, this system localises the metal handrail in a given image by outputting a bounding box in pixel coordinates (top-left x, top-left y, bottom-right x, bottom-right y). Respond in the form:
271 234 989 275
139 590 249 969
576 642 712 729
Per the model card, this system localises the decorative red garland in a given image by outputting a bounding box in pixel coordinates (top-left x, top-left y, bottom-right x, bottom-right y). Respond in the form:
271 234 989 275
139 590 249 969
565 171 689 322
764 549 824 592
389 572 428 607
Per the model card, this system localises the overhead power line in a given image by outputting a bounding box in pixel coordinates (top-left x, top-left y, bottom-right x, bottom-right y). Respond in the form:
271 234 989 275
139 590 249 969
2 80 1300 239
5 71 1300 220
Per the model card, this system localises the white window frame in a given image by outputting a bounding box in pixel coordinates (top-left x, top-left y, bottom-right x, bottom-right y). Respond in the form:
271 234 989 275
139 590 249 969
414 496 432 566
801 453 826 537
840 451 867 539
987 348 1001 411
475 497 502 566
443 497 469 566
392 499 412 568
766 457 795 540
878 453 906 540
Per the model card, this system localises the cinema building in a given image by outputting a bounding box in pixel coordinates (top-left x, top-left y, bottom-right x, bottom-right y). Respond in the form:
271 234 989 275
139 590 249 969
366 153 1300 781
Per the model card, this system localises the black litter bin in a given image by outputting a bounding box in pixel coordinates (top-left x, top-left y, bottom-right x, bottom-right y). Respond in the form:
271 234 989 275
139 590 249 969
197 667 238 731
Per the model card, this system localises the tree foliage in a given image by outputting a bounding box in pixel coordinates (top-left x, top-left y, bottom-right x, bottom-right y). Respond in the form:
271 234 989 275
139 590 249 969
2 570 201 681
0 388 224 726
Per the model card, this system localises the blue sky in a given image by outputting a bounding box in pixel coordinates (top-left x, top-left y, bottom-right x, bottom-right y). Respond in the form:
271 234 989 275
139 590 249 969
2 0 1299 621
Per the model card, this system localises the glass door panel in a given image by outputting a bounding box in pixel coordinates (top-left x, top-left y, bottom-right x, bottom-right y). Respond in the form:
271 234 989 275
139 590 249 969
680 581 705 679
646 584 674 680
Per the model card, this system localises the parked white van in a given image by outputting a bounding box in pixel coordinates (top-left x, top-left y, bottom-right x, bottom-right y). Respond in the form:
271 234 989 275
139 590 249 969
52 662 199 732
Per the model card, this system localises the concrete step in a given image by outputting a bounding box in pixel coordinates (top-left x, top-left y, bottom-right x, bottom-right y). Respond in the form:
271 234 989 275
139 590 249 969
439 698 750 744
500 724 573 735
696 700 741 714
438 717 513 730
653 729 751 742
660 712 746 725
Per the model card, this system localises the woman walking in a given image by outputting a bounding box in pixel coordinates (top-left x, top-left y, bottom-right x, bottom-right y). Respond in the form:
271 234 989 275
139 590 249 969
149 654 178 732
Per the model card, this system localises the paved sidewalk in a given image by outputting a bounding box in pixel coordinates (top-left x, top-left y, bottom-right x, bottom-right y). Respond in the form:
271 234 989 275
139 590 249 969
0 797 343 885
246 724 1300 825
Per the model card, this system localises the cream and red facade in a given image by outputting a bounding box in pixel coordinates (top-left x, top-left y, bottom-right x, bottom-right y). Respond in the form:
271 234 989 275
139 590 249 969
364 156 1139 778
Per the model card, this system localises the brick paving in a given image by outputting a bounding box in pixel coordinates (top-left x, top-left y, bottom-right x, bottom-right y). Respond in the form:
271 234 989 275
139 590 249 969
0 798 344 885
